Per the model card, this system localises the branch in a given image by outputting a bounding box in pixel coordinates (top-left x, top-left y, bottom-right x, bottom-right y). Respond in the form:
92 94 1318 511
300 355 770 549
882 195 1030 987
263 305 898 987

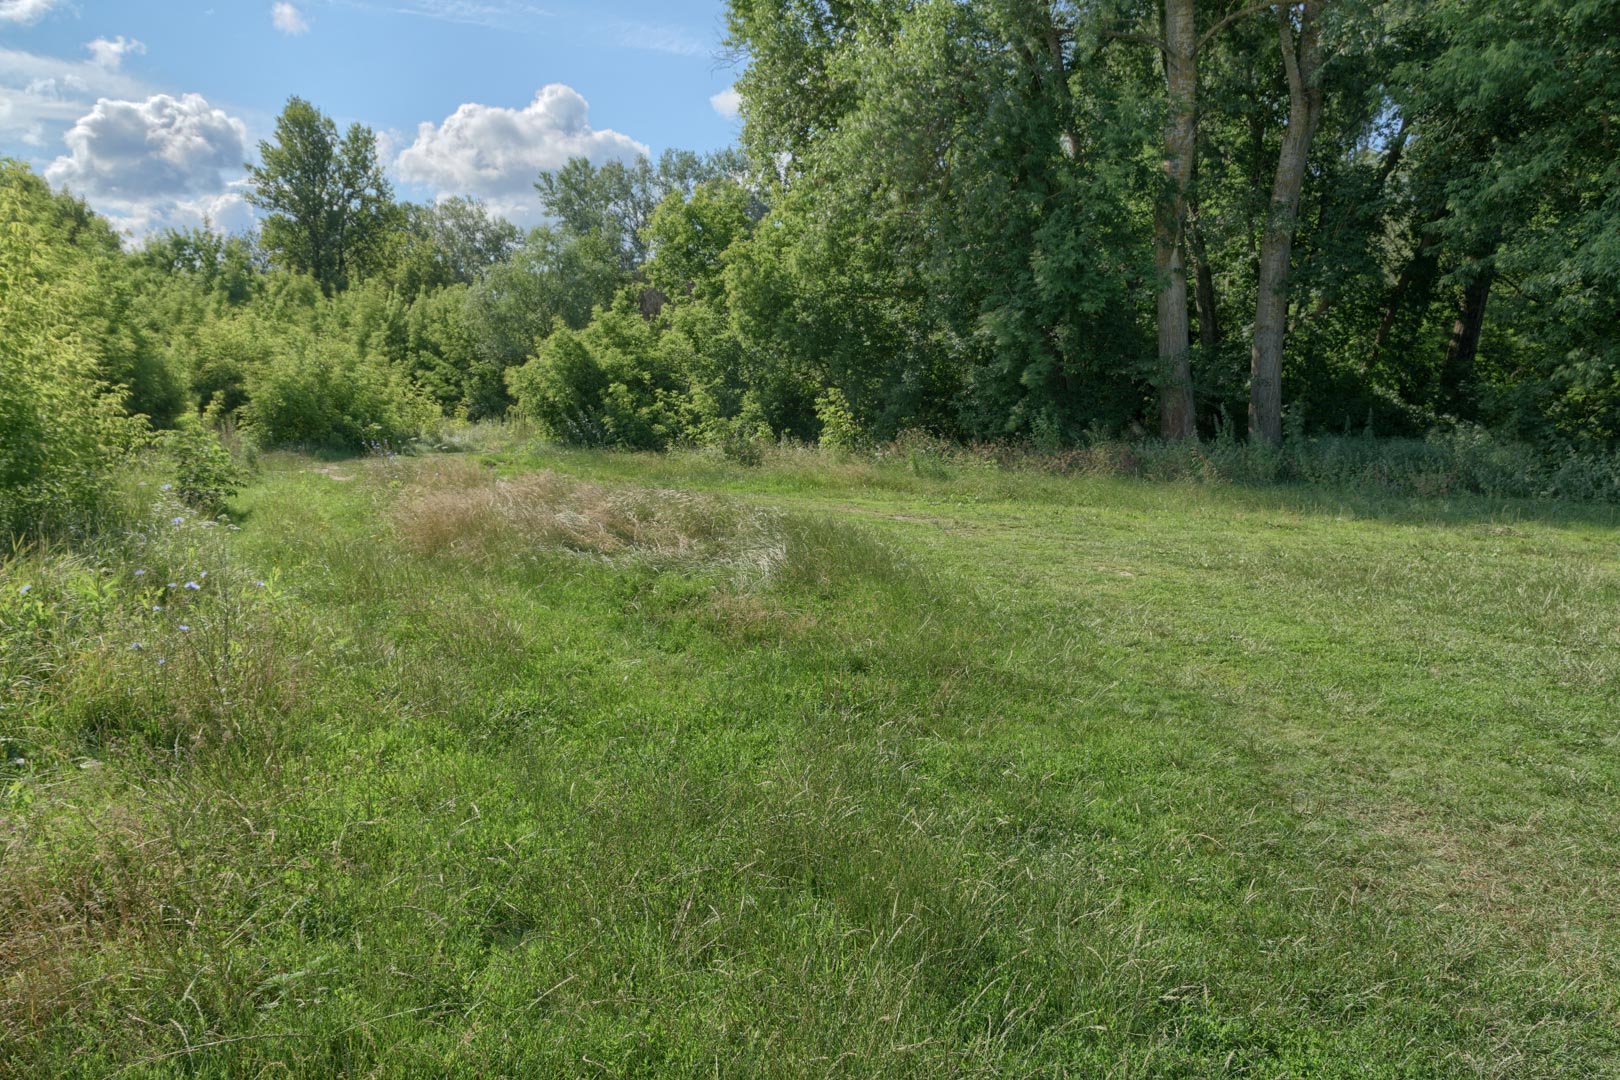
1102 29 1168 56
1197 2 1280 54
1278 8 1305 106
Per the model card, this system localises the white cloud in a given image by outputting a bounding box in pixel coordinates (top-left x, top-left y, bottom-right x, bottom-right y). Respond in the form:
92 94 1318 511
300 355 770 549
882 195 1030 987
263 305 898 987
271 2 309 34
45 95 254 240
86 37 147 71
47 93 248 201
710 87 741 121
396 84 647 223
0 0 60 25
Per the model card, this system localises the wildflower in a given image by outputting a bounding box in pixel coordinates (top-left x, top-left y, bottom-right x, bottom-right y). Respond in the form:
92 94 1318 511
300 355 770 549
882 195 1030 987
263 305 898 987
160 484 173 492
199 571 208 579
171 517 184 525
134 569 147 577
130 642 144 650
254 580 266 588
157 658 167 666
167 582 177 589
184 581 201 590
18 585 29 595
153 605 163 612
178 624 191 632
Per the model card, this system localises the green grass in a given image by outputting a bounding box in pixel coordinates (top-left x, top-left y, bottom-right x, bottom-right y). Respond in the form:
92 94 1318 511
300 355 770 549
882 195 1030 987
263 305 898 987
3 441 1618 1077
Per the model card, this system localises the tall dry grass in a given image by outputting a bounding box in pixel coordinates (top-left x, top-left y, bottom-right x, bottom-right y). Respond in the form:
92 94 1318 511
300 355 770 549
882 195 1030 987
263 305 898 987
390 458 786 583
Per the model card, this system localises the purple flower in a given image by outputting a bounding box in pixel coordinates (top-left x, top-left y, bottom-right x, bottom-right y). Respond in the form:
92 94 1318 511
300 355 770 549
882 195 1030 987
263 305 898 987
130 643 144 650
254 581 266 588
153 605 163 612
184 582 201 590
160 484 173 492
18 585 29 595
134 569 147 578
167 583 177 589
178 624 191 632
157 658 167 666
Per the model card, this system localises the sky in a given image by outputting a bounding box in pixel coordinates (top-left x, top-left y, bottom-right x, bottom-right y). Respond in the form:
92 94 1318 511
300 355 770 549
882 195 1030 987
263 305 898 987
0 0 743 238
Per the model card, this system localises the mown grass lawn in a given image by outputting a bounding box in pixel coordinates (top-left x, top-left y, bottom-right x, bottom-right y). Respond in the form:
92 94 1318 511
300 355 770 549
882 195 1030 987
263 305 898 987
4 444 1618 1077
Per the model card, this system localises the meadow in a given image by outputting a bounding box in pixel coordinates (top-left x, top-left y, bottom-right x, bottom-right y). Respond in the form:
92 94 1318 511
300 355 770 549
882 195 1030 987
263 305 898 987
3 438 1618 1077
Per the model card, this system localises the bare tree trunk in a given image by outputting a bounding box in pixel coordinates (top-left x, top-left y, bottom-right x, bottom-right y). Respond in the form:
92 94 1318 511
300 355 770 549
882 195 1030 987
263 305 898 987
1157 0 1198 439
1249 0 1324 446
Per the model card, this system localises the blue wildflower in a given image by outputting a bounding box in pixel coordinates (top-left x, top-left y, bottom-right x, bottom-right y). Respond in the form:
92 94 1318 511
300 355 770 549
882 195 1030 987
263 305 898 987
134 569 147 578
171 517 184 525
184 581 201 590
130 643 143 650
178 624 191 632
18 585 29 595
160 484 173 492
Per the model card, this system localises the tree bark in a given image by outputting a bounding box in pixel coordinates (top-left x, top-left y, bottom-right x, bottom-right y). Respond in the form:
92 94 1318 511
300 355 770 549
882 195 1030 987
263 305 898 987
1157 0 1198 439
1249 0 1325 446
1190 213 1221 352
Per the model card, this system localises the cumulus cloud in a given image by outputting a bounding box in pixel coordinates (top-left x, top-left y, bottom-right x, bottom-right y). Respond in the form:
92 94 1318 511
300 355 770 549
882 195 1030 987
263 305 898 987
272 2 309 34
0 0 60 25
47 93 248 201
396 84 648 223
86 37 147 71
710 87 741 121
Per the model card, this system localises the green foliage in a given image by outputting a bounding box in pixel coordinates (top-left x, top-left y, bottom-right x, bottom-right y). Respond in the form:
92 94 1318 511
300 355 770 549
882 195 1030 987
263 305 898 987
0 161 143 538
162 420 245 515
242 334 438 451
246 97 398 294
504 295 678 450
814 386 864 451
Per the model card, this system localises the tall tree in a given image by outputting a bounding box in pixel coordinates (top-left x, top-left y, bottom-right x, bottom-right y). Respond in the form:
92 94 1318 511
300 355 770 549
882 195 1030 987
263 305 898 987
1249 0 1325 445
1102 0 1277 438
246 97 397 294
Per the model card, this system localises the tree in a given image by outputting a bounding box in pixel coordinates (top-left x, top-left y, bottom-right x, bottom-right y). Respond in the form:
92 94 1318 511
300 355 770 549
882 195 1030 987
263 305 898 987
1098 0 1278 438
535 149 750 275
246 97 397 294
1248 0 1326 445
391 197 520 299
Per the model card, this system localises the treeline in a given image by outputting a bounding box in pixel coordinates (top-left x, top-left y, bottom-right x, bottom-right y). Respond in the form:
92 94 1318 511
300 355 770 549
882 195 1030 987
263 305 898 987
5 0 1620 534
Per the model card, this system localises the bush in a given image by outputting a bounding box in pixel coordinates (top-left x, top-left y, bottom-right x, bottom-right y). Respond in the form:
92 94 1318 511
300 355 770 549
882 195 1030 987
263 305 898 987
505 296 679 450
162 421 244 515
0 162 144 538
242 336 439 451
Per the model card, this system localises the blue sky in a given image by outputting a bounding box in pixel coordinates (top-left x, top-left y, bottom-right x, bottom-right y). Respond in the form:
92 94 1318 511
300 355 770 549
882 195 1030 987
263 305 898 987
0 0 742 236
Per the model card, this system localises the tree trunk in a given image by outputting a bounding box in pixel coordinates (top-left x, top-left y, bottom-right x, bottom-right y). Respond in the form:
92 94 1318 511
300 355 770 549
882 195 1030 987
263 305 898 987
1438 267 1493 417
1156 0 1198 439
1249 1 1325 446
1190 216 1221 352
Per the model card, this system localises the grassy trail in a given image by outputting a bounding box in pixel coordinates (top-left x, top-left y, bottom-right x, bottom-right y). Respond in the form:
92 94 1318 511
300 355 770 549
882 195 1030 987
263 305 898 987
4 447 1618 1077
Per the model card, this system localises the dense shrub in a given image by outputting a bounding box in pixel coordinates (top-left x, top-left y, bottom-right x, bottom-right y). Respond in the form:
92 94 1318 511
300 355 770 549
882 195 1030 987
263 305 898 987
242 336 438 451
505 296 679 450
0 162 143 538
162 421 245 515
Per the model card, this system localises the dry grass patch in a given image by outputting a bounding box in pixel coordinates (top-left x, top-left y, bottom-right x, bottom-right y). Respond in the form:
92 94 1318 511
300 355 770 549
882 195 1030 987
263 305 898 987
391 459 785 580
